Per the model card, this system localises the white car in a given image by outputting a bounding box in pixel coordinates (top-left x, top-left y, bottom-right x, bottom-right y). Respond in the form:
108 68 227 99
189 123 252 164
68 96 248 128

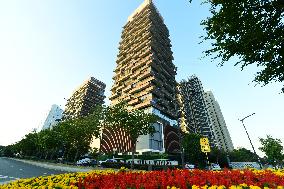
210 163 221 170
76 158 91 166
98 159 117 166
185 164 195 170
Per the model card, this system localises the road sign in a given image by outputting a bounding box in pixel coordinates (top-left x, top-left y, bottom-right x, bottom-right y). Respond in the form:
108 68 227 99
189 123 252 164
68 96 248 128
200 137 211 153
201 145 211 153
200 138 209 145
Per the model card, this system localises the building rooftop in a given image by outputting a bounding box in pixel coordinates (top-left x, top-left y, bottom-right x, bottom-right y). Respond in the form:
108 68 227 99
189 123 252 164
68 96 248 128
127 0 163 23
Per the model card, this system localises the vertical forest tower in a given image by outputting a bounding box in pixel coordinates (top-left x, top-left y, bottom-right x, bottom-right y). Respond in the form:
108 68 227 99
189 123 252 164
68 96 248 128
103 0 179 154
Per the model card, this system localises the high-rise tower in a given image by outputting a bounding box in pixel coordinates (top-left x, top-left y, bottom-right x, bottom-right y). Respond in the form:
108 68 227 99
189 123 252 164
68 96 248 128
63 77 106 119
110 0 177 118
41 104 63 130
177 76 216 146
204 91 234 151
103 0 179 154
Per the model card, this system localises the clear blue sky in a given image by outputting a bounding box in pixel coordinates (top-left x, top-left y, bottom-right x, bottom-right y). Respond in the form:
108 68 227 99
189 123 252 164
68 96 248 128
0 0 283 156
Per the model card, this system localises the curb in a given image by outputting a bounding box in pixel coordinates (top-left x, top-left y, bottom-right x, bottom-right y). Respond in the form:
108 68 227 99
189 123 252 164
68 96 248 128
9 158 94 172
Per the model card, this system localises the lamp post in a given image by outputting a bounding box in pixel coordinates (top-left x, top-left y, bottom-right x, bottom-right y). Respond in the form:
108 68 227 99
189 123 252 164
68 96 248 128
178 129 185 169
239 113 262 168
177 109 185 169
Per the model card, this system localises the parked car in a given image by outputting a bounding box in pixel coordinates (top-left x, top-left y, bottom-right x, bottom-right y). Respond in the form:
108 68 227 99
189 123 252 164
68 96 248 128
57 157 64 163
184 164 195 170
210 163 221 171
98 159 118 166
76 158 92 166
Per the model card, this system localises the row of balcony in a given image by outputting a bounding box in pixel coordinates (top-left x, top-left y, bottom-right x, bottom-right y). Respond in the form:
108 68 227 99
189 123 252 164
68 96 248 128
117 44 151 67
112 69 151 93
122 8 151 37
119 35 151 59
129 80 153 94
121 21 151 47
120 22 151 51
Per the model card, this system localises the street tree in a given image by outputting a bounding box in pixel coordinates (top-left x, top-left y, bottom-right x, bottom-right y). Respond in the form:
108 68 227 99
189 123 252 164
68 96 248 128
53 120 74 160
259 135 284 165
70 117 98 162
55 109 102 162
191 0 284 89
107 102 158 169
0 146 4 156
208 148 229 168
18 131 39 157
182 133 206 168
228 148 259 162
37 129 62 160
2 145 15 157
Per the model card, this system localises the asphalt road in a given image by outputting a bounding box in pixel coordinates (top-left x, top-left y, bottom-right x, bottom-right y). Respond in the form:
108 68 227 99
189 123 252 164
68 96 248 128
0 157 68 184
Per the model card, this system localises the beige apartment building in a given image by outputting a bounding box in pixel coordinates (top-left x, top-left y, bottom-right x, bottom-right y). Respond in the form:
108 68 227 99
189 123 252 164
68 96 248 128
204 91 234 152
63 77 106 119
177 76 217 147
102 0 180 154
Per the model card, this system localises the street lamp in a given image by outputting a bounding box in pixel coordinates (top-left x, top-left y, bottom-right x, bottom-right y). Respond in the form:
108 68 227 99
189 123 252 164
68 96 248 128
178 129 185 169
177 109 185 169
239 113 262 168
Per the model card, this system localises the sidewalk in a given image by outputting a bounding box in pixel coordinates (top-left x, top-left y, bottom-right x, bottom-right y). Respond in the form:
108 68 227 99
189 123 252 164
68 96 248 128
10 158 100 172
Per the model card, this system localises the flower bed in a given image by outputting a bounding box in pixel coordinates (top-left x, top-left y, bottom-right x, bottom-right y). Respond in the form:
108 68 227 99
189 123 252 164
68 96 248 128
1 169 284 189
0 170 115 189
81 169 284 189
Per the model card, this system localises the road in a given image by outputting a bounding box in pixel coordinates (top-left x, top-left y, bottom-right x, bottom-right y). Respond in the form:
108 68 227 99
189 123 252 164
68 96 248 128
0 157 68 184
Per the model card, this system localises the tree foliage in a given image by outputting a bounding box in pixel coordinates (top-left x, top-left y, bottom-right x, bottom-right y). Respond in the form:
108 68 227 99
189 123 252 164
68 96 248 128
0 146 5 156
182 133 206 167
195 0 284 88
228 148 260 162
106 102 158 169
208 147 229 167
2 106 104 162
108 102 157 143
2 103 158 167
259 135 284 165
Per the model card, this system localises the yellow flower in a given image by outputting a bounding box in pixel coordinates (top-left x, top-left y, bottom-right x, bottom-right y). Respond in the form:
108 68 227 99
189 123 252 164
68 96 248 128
192 185 201 189
249 185 262 189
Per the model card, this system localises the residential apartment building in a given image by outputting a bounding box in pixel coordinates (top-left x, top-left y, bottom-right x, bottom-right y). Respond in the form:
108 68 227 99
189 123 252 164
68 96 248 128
102 0 179 154
41 104 63 130
63 77 106 119
177 76 216 147
204 91 234 151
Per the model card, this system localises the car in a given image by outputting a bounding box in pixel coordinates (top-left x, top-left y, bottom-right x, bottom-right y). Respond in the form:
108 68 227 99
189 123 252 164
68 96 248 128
76 158 92 166
57 157 64 163
113 158 125 163
210 163 221 171
106 159 117 163
98 159 118 166
185 164 195 170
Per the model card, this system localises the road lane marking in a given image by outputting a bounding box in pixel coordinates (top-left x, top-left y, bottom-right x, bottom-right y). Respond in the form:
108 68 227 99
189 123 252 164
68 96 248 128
19 169 23 171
